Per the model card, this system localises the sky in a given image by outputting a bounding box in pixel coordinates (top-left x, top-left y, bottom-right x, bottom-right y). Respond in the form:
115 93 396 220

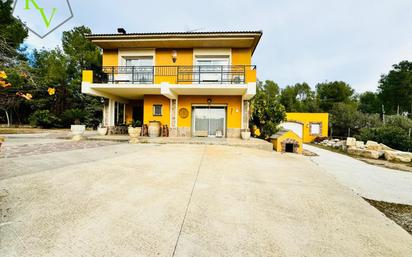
20 0 412 93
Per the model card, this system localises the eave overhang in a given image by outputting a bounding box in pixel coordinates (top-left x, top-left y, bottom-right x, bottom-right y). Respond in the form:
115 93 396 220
86 31 262 55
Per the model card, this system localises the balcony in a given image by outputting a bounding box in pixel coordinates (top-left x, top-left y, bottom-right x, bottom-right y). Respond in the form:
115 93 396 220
83 65 257 84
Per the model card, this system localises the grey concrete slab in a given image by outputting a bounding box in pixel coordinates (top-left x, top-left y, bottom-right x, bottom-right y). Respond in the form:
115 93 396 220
304 144 412 205
0 143 411 257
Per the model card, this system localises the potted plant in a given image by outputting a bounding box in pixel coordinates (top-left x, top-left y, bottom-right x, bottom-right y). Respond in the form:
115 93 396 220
128 120 142 143
97 123 108 136
241 128 251 140
63 109 87 140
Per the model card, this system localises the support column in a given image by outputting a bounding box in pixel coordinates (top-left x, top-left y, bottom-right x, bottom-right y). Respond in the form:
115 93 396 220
102 99 110 127
242 100 250 130
108 99 116 127
169 99 178 137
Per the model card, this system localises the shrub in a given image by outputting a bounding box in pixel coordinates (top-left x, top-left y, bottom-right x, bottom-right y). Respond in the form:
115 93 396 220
385 115 412 132
330 103 382 137
356 125 411 151
62 108 87 125
127 119 142 127
250 80 286 139
134 120 142 127
29 110 60 128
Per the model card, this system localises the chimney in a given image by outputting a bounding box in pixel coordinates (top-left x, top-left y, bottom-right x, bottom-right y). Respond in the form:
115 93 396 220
117 28 126 35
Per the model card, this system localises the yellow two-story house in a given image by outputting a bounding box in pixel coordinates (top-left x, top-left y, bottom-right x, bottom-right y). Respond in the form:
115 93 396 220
82 30 262 137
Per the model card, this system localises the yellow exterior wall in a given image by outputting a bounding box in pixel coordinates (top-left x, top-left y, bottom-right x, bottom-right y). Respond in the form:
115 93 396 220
232 48 256 83
286 113 329 143
155 49 193 84
143 95 170 125
99 48 256 83
232 48 251 65
177 95 242 129
102 49 118 66
82 70 93 83
272 131 303 154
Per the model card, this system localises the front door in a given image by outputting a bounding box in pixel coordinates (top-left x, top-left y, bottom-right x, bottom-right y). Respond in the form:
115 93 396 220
192 106 226 137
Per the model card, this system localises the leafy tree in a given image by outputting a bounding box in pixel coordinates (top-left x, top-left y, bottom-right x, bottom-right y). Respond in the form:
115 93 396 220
329 102 382 137
0 0 32 125
378 61 412 115
0 0 28 52
28 26 103 127
359 91 381 114
316 81 355 111
279 85 296 111
62 26 101 72
280 82 319 112
61 26 102 128
250 80 286 138
31 49 71 115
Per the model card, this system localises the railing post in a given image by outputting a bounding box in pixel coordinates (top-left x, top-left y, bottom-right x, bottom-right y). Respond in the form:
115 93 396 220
221 65 223 83
176 66 179 84
152 66 154 83
132 66 135 84
243 66 246 84
198 66 201 84
111 66 114 84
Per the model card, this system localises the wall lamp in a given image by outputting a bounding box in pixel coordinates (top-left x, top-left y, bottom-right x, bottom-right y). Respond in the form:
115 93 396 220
172 50 177 63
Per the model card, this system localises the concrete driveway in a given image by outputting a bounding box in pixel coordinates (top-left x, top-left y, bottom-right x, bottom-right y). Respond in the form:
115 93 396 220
305 144 412 205
1 140 412 256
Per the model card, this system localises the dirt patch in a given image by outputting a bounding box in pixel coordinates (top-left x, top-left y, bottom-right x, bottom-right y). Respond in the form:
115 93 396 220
359 158 412 173
365 198 412 235
0 128 68 134
302 149 318 156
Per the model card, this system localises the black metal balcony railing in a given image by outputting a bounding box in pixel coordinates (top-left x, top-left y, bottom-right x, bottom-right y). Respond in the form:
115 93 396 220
99 65 256 84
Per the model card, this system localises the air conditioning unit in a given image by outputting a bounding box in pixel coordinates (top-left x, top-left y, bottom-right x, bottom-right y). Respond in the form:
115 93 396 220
232 76 242 84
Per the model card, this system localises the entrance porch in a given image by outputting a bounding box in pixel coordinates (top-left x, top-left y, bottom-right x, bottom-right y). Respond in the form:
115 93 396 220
87 135 273 152
100 95 250 138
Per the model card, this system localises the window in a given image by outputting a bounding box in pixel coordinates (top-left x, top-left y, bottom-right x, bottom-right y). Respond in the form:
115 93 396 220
310 123 321 135
115 102 125 125
195 56 230 83
124 57 154 83
153 104 162 116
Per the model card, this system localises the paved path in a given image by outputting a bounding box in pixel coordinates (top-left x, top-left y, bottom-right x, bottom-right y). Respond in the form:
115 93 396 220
0 139 119 159
305 144 412 205
1 139 411 256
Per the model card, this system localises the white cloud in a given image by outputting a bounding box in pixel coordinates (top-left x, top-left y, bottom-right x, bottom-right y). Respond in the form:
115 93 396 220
23 0 412 93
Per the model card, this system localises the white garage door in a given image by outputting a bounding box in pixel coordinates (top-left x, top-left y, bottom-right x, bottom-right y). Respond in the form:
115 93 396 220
279 122 303 138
